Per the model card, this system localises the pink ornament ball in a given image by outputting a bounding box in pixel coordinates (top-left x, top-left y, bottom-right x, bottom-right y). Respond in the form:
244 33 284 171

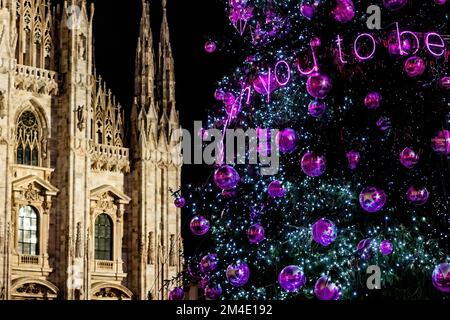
312 218 337 247
169 287 185 300
359 186 387 213
407 186 429 206
383 0 408 10
278 266 307 292
404 56 426 77
380 240 394 256
190 215 210 236
205 283 223 300
200 253 219 273
247 223 265 244
226 261 250 287
364 91 382 110
346 151 361 170
306 73 332 99
439 77 450 89
308 100 327 117
300 4 315 20
301 152 327 177
277 128 298 154
174 196 186 208
268 180 286 198
205 41 217 54
432 263 450 293
399 147 419 169
214 89 225 101
314 276 342 300
432 130 450 155
332 0 355 23
434 0 447 4
214 165 240 190
223 92 236 106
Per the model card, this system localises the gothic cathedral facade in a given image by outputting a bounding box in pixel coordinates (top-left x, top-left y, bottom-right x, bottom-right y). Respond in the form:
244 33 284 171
0 0 182 300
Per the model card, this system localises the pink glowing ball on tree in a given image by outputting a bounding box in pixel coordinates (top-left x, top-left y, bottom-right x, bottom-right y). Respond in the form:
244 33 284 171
268 180 286 198
278 266 307 292
301 152 327 177
214 89 225 101
190 215 210 236
439 77 450 89
434 0 447 4
226 261 250 287
223 92 236 106
174 196 186 208
346 151 361 170
312 218 337 247
380 240 394 256
277 128 298 154
214 165 240 190
359 186 387 213
404 56 426 77
383 0 408 10
205 283 223 300
432 130 450 155
310 37 321 48
204 41 217 54
399 147 420 169
432 263 450 293
308 100 327 117
200 253 219 273
407 186 429 206
247 223 265 244
364 91 382 110
169 287 185 300
332 0 355 23
300 4 315 20
314 276 342 300
306 73 332 99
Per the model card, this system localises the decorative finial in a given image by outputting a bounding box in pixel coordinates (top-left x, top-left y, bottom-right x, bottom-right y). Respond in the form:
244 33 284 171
162 0 167 10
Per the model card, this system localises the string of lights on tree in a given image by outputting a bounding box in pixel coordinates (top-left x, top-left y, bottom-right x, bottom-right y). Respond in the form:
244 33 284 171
170 0 449 300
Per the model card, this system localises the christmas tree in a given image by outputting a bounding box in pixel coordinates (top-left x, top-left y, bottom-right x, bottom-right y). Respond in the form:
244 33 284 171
174 0 450 300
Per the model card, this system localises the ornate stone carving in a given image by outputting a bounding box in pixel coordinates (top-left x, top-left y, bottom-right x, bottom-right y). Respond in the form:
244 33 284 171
76 105 85 131
15 283 50 296
0 90 5 119
76 222 82 258
94 287 127 300
169 234 175 267
147 232 154 265
97 193 115 211
23 183 39 202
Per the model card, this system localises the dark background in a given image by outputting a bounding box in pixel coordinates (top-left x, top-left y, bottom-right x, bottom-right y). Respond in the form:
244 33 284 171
88 0 232 255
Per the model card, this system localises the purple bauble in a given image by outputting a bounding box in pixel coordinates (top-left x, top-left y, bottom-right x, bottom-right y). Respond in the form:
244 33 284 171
277 128 298 154
439 77 450 89
346 151 361 170
306 73 332 99
188 262 202 280
169 287 185 300
214 89 225 101
205 41 217 54
205 283 223 300
407 186 429 206
310 37 322 48
404 56 426 77
278 266 307 292
247 224 265 244
432 130 450 155
200 254 219 273
332 0 355 23
383 0 408 10
214 165 240 190
301 152 327 177
308 100 327 117
399 148 420 169
380 240 394 256
312 218 337 247
432 263 450 293
364 91 382 110
268 180 286 198
226 261 250 287
376 117 392 132
300 4 315 20
190 215 210 236
357 238 373 260
434 0 447 4
174 197 186 208
223 92 236 106
359 186 387 213
314 276 342 300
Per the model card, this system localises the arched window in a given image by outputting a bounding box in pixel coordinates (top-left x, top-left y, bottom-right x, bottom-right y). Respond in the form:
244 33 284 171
95 214 113 261
18 206 39 256
16 111 41 166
